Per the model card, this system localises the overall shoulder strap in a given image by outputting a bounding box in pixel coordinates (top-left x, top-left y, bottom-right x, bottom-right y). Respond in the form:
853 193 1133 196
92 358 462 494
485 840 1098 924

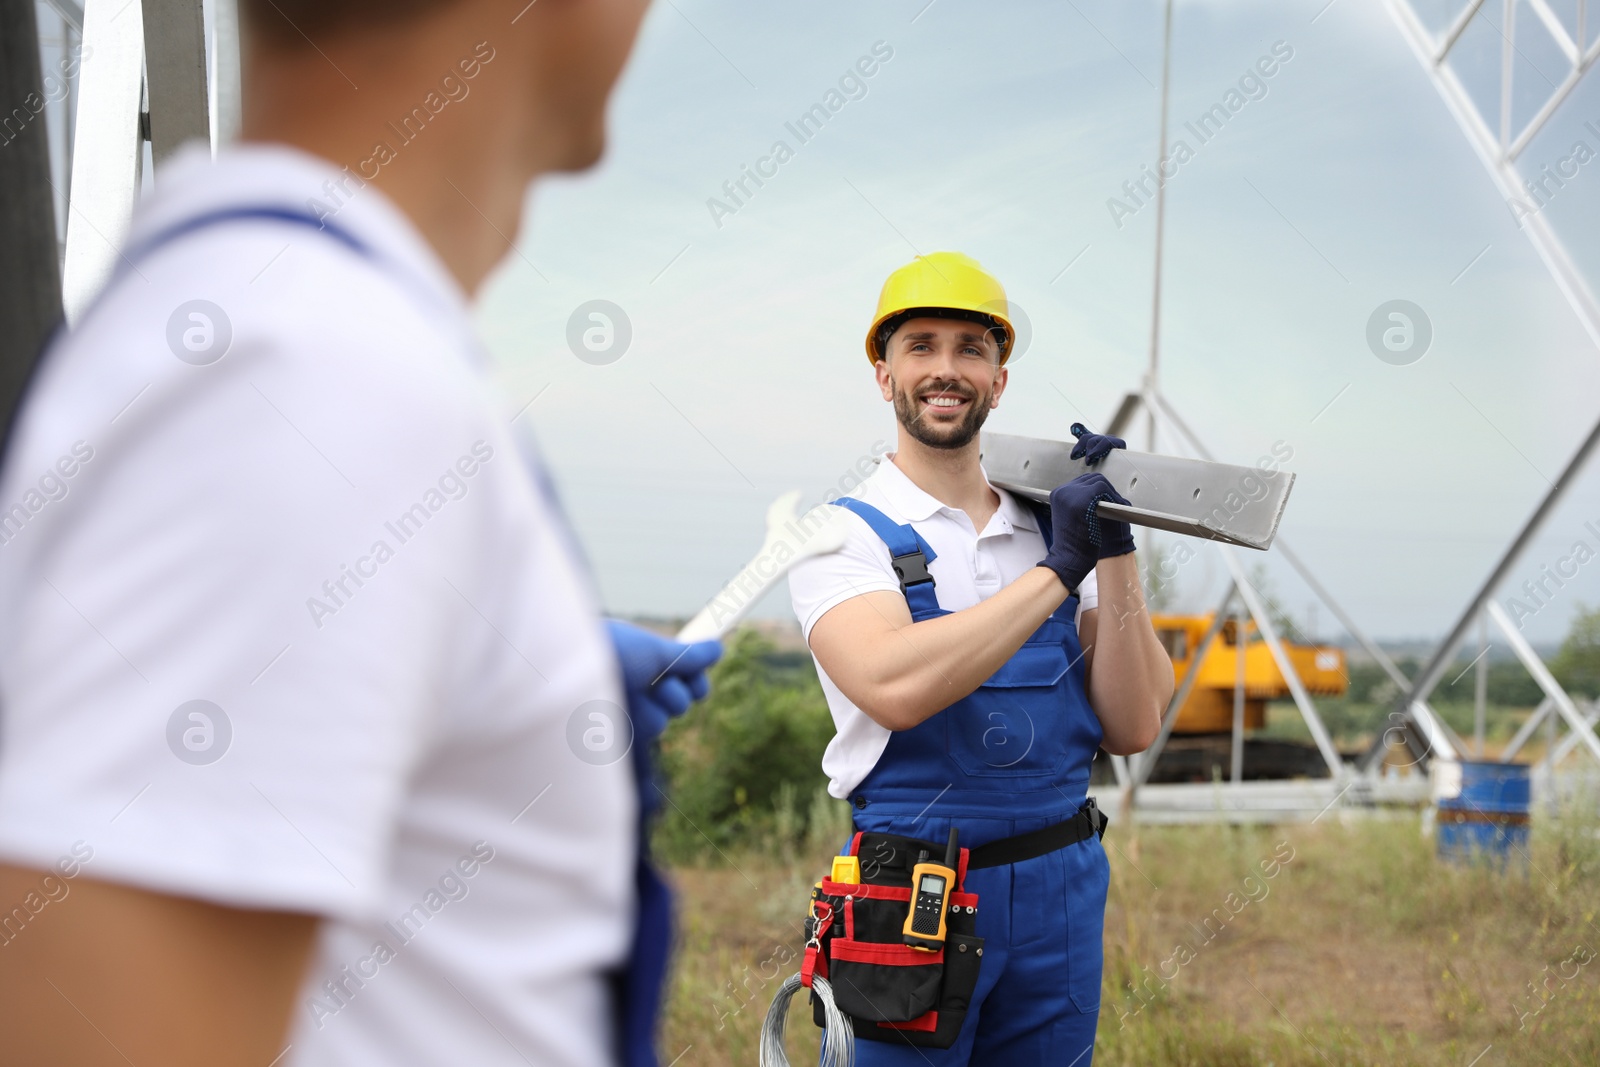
0 208 376 471
831 498 942 615
119 207 373 272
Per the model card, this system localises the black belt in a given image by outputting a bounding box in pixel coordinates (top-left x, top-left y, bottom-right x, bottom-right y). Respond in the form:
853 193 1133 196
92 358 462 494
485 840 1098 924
854 799 1107 881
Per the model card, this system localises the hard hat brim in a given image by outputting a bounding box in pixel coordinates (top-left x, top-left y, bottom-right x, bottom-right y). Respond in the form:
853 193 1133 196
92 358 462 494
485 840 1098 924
867 307 1015 365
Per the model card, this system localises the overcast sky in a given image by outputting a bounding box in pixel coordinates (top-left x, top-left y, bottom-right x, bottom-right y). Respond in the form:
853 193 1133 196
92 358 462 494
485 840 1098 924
471 0 1600 649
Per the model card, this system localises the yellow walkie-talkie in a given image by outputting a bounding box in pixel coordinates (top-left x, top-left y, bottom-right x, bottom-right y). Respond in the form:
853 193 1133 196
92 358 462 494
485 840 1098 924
902 828 958 951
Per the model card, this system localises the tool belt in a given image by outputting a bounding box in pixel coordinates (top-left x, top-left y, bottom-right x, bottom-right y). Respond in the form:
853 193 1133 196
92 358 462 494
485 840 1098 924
801 800 1106 1049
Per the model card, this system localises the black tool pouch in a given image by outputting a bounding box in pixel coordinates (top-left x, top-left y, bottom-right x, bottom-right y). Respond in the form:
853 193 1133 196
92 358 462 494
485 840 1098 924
801 831 985 1050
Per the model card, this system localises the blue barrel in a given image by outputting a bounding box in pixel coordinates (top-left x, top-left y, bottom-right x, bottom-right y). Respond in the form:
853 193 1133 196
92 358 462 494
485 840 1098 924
1436 760 1531 867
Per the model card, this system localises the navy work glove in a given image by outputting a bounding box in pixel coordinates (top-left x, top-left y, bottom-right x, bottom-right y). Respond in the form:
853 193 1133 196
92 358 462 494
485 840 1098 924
1068 420 1136 558
1069 421 1126 466
605 620 722 744
1038 474 1138 593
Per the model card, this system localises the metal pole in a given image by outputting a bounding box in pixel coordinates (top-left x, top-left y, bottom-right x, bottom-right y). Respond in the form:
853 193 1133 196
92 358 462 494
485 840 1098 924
210 0 242 147
62 0 146 322
1474 607 1487 757
1220 548 1344 777
60 7 80 247
1487 601 1600 765
1377 418 1600 768
1148 388 1421 695
1501 696 1552 762
143 0 210 165
0 0 64 412
1129 581 1237 795
1145 0 1173 457
1231 606 1246 784
1275 540 1410 690
1543 694 1558 792
1548 700 1600 767
1139 388 1452 771
1107 752 1130 790
44 0 83 30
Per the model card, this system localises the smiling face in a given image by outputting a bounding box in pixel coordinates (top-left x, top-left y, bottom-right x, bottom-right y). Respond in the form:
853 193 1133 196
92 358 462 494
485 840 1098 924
876 316 1008 451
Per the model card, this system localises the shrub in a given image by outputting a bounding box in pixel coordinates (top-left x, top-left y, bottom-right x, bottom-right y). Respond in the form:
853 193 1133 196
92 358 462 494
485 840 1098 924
653 629 842 862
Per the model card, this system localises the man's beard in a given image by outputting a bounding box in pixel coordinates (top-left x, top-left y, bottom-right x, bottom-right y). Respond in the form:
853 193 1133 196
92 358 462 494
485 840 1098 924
891 378 994 451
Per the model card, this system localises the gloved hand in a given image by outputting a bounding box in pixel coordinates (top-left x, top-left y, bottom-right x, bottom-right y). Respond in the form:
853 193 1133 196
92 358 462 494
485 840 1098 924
1067 421 1136 559
605 620 722 744
1069 422 1126 466
1038 474 1138 593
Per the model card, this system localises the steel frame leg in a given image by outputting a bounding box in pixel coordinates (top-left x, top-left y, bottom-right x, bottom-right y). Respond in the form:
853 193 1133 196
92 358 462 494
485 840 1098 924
1487 601 1600 765
142 0 210 165
61 0 145 322
1220 547 1344 778
1120 581 1238 821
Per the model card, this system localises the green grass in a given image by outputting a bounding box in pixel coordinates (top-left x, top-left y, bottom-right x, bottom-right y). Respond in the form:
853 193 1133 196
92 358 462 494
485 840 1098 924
663 802 1600 1066
1258 699 1547 759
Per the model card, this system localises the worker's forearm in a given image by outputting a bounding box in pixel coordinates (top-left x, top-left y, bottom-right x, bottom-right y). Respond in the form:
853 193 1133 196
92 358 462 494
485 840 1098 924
1086 554 1173 753
862 567 1069 729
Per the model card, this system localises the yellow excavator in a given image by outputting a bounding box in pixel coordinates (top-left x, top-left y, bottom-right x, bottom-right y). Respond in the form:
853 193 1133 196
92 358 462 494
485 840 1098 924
1128 612 1349 781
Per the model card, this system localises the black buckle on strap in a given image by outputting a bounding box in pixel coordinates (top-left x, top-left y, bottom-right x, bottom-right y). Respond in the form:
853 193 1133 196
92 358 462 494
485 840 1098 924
890 551 935 592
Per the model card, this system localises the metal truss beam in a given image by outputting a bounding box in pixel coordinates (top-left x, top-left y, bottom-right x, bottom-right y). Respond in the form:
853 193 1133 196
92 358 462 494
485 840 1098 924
1385 0 1600 348
1 0 65 408
1502 695 1553 760
61 0 145 323
1487 600 1600 763
143 0 210 165
1349 0 1600 770
1129 581 1237 792
1144 387 1459 768
1220 547 1346 777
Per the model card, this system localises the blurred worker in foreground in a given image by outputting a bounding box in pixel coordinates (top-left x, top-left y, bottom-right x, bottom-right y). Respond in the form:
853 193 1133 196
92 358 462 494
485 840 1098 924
0 2 720 1066
789 253 1175 1065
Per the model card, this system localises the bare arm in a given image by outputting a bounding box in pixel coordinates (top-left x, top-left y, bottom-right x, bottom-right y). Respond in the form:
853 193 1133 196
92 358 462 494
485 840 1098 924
807 566 1070 731
0 865 317 1067
1080 553 1173 754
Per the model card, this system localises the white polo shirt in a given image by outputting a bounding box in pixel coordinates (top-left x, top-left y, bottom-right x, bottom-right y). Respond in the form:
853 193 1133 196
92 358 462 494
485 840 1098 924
788 455 1099 799
0 145 634 1067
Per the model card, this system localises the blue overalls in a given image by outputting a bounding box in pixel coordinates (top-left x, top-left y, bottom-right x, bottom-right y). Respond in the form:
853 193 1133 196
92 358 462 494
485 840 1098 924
833 497 1109 1067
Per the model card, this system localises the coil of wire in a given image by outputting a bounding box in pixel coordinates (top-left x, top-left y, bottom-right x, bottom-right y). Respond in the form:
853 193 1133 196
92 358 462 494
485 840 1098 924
758 973 854 1067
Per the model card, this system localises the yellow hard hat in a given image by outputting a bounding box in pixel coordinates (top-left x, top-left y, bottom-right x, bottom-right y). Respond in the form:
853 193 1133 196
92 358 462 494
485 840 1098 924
865 251 1014 365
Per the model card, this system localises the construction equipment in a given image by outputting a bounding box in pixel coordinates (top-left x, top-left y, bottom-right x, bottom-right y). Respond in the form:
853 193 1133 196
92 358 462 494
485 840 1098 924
1154 612 1347 732
1120 611 1349 783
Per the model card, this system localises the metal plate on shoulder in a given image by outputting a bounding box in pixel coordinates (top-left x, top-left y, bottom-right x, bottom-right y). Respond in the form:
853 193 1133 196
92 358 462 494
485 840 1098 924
979 432 1294 550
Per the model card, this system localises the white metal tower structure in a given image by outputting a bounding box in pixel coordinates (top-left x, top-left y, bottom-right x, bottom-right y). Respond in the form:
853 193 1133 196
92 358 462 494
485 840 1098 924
1360 0 1600 775
1110 1 1600 820
57 0 240 323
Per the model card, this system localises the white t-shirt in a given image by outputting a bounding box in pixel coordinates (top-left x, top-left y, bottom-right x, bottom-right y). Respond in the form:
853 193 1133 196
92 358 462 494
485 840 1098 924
0 145 635 1067
788 455 1099 799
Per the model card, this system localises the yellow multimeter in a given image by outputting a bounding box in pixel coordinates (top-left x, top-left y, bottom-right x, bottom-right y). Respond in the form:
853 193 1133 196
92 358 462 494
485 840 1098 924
902 828 958 951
